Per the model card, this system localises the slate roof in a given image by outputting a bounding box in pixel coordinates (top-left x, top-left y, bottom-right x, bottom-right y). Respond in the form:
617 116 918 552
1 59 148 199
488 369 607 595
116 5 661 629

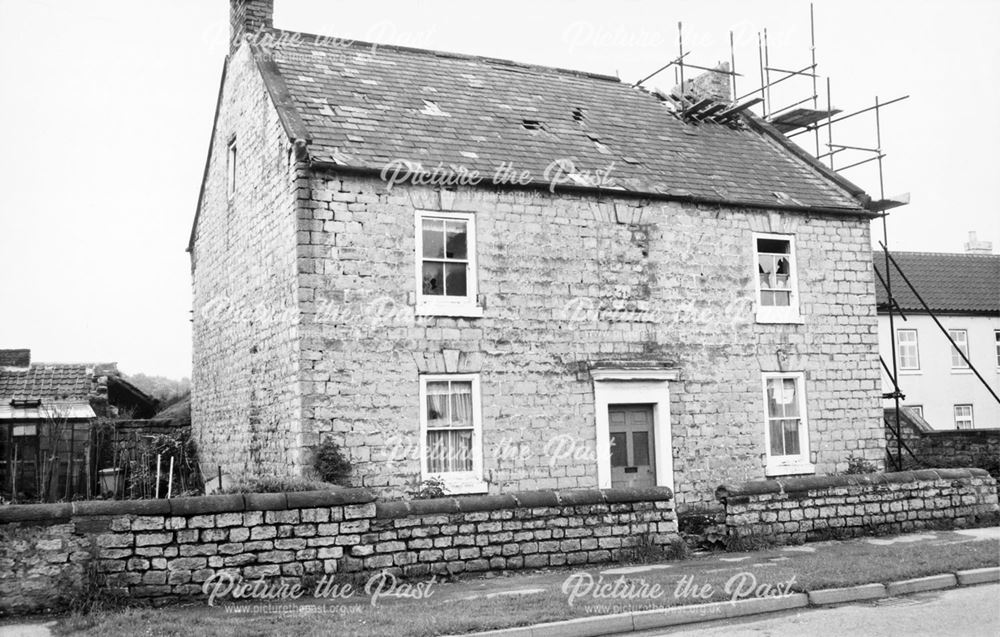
250 31 867 212
873 251 1000 315
0 364 99 402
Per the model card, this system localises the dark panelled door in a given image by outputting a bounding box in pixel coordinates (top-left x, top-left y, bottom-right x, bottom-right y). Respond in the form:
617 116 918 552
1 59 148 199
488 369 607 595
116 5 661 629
608 404 656 489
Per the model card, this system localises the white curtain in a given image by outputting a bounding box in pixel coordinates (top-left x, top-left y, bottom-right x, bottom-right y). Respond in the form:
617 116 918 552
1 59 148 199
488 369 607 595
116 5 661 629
427 381 474 473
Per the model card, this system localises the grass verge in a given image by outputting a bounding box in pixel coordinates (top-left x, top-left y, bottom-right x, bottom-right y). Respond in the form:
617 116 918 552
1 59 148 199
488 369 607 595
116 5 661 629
50 532 999 637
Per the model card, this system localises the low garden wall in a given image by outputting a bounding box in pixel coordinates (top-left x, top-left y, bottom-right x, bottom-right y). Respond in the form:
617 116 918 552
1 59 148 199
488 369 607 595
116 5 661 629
715 468 998 545
0 486 677 615
885 408 1000 482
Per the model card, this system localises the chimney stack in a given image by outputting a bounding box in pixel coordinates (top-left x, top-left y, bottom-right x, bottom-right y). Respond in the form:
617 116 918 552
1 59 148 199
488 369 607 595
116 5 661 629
230 0 274 54
672 62 732 103
964 231 993 255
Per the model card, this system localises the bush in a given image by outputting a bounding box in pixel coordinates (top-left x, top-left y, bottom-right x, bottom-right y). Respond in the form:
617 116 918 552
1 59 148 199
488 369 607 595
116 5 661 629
314 440 352 485
844 455 880 475
407 477 448 500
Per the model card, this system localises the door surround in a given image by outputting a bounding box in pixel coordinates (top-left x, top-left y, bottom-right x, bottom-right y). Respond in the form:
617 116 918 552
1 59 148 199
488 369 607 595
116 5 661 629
592 368 678 493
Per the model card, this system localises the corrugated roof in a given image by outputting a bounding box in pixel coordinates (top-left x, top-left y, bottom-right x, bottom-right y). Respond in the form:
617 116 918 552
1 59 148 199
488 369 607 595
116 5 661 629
0 364 98 402
252 31 867 212
873 251 1000 315
0 402 96 421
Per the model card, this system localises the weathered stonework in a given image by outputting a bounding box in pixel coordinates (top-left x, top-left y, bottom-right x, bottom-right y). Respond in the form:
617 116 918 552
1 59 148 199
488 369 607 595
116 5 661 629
715 468 999 544
0 487 676 614
190 42 305 478
191 37 885 509
293 174 884 506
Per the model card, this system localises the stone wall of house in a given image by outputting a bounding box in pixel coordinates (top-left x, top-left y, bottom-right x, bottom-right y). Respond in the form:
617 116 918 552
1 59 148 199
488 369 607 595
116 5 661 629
294 172 884 507
715 468 999 544
0 487 676 615
189 41 305 481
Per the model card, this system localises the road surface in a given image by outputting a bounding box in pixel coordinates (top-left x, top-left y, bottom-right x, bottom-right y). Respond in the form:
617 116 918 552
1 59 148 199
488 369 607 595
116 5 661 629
645 583 999 637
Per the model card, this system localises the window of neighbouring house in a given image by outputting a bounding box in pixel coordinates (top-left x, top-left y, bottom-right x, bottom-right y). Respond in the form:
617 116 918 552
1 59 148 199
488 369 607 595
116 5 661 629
905 405 924 419
415 210 481 317
419 374 485 493
896 329 920 370
753 233 801 323
994 330 999 367
954 404 974 429
226 138 237 199
762 372 814 476
948 329 969 369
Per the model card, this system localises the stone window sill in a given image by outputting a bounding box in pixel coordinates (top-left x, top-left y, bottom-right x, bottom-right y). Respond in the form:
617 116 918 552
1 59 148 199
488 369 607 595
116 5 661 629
765 461 816 477
416 302 483 318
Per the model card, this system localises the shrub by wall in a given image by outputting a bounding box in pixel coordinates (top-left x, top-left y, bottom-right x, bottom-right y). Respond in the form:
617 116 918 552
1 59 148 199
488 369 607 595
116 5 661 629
0 487 677 615
715 468 998 545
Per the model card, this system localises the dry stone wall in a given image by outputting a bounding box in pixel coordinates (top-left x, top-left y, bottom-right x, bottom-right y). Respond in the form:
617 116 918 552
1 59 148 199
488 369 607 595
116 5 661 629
0 487 676 615
715 468 998 544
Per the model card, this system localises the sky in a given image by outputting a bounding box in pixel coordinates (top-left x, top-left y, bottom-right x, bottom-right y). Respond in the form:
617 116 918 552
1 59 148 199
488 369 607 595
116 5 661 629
0 0 997 380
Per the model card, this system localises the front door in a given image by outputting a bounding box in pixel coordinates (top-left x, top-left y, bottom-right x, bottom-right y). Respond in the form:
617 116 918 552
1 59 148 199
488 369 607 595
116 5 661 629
608 404 656 489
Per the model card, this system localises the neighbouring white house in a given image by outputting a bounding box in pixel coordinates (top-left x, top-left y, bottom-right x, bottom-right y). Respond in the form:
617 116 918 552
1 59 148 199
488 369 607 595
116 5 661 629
875 235 1000 430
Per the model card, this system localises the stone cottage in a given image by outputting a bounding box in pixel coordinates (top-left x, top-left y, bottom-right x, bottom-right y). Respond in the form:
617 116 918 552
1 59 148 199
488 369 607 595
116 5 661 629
189 0 886 509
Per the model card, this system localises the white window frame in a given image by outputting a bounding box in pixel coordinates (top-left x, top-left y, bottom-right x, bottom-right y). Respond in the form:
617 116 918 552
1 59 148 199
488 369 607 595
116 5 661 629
896 329 920 372
226 137 237 200
753 232 802 324
948 329 970 370
418 374 486 494
414 210 482 317
995 330 1000 368
761 371 814 476
954 404 974 429
905 405 924 419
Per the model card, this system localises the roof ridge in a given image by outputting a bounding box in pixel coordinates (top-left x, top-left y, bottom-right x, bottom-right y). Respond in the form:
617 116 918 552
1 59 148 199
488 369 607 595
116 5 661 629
257 28 623 83
873 250 999 259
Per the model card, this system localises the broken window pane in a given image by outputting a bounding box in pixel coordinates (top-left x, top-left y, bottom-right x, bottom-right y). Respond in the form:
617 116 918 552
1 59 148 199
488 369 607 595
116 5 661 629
757 239 794 307
422 218 445 258
444 263 467 297
445 221 467 259
422 262 444 295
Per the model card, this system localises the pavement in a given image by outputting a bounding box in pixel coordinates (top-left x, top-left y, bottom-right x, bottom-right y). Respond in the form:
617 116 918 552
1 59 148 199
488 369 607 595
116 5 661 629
1 526 998 637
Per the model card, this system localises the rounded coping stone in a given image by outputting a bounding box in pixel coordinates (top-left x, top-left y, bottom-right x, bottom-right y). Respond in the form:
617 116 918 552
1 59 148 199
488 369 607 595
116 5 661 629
455 494 518 513
602 487 674 503
168 494 245 516
74 498 171 516
406 497 461 516
715 467 989 501
243 493 288 511
511 490 560 508
554 489 605 506
286 489 375 509
374 501 412 519
0 502 73 523
716 480 780 501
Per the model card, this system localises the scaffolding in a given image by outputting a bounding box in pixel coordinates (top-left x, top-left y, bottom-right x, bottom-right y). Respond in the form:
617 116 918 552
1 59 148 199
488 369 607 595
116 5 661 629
630 4 997 469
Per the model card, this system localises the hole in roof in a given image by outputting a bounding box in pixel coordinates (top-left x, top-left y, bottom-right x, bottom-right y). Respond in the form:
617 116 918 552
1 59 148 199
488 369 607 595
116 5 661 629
522 120 546 131
420 100 451 117
572 107 585 122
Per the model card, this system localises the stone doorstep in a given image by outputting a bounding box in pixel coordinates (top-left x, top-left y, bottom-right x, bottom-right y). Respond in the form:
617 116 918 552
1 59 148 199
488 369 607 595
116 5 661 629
452 567 999 637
